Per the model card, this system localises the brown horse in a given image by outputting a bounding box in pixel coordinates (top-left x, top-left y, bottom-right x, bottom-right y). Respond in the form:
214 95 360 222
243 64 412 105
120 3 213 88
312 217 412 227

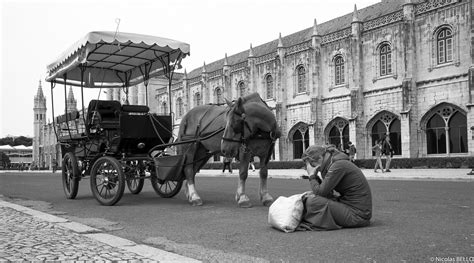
176 93 280 207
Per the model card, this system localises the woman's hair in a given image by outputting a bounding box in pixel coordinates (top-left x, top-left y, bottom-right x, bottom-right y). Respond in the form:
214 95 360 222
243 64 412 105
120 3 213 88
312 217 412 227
301 144 339 163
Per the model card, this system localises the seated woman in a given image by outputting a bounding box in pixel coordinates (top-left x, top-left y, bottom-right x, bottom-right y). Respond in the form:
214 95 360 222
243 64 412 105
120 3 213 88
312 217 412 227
299 145 372 230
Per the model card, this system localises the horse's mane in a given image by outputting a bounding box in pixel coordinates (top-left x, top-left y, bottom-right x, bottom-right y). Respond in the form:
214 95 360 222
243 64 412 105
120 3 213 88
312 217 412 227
240 92 270 109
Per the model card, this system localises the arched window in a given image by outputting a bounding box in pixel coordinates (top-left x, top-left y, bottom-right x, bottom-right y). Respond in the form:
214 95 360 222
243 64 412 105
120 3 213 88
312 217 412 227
176 97 183 117
449 112 467 153
293 129 309 159
437 28 453 64
297 66 306 93
194 92 201 107
239 82 246 97
369 112 402 155
266 75 274 99
425 105 467 154
389 119 401 155
161 102 168 115
426 114 447 154
328 124 349 152
215 88 223 104
371 120 386 150
335 56 345 85
380 44 392 76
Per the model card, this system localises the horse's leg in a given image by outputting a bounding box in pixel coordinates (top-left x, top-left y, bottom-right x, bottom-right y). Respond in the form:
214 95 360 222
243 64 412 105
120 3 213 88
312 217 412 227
236 151 252 208
259 158 274 207
183 150 203 206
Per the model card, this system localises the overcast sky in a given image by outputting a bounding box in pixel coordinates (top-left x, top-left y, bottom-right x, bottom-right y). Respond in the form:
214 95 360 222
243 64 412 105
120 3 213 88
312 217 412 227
0 0 380 138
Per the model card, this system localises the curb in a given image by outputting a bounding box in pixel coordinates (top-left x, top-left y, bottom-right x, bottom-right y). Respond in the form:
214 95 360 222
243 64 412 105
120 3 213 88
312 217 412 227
0 199 201 263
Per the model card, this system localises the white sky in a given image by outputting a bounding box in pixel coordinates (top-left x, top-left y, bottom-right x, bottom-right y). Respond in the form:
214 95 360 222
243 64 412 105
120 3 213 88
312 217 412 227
0 0 380 137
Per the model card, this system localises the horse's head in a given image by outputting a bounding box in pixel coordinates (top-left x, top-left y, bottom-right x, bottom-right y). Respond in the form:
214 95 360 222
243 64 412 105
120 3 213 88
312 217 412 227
221 93 281 157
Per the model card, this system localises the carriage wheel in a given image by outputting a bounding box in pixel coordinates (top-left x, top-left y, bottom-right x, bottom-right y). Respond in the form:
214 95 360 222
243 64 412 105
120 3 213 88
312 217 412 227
90 156 125 206
151 177 183 198
126 170 145 195
62 152 80 199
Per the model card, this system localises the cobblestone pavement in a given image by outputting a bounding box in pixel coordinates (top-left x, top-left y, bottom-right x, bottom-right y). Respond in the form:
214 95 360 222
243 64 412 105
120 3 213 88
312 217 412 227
0 201 200 263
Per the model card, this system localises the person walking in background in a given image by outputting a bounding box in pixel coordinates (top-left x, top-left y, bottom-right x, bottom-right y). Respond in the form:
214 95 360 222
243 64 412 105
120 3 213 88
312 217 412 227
347 141 357 163
372 140 384 173
222 157 233 173
249 155 256 172
382 135 394 172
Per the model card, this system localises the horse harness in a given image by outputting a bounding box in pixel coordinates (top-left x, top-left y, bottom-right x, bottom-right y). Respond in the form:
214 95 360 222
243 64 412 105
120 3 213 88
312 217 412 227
222 107 279 156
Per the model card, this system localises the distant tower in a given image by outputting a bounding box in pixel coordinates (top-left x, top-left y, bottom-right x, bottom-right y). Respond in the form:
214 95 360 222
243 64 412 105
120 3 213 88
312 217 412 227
33 80 47 167
66 86 77 112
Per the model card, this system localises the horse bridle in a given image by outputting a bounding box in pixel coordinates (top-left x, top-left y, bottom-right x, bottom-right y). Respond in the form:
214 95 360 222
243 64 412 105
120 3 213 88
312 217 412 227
222 108 279 153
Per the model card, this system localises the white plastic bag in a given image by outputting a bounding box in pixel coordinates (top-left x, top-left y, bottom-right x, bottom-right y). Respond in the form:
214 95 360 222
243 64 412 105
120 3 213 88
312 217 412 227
268 193 305 233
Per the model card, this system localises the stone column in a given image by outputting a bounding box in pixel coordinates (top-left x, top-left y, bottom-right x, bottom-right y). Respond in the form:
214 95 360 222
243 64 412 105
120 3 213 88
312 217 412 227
400 110 411 157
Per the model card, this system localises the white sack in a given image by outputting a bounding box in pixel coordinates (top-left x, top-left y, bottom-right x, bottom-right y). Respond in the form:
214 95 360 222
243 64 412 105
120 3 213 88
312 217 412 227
268 193 305 233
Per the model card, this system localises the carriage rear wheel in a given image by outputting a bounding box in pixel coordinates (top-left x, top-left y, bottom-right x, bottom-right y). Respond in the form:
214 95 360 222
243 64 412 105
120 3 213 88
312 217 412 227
90 156 125 206
150 177 183 198
62 152 80 199
126 171 145 194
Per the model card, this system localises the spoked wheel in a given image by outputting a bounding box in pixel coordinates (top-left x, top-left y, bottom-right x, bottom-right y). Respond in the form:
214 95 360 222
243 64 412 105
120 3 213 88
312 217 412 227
151 177 183 198
126 169 145 195
62 152 80 199
90 156 125 206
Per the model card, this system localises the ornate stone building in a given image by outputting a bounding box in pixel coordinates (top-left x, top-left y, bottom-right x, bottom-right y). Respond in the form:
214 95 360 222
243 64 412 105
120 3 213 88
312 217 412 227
154 0 474 161
36 0 474 163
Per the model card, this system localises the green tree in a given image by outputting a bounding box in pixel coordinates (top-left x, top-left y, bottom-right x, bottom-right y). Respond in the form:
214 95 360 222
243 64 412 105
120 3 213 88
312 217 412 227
0 152 10 168
0 136 32 146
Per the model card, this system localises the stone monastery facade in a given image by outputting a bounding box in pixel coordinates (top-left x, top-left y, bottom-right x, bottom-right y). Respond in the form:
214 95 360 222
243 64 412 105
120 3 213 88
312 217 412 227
156 0 474 161
35 0 474 164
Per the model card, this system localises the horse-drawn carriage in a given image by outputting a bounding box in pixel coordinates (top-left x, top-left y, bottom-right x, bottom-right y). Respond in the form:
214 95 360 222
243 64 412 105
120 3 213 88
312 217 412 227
46 31 281 207
46 31 190 205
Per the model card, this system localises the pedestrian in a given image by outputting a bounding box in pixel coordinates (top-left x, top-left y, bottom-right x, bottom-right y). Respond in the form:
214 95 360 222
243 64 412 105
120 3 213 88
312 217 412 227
298 144 372 230
382 135 394 172
347 141 357 163
249 155 256 172
372 140 384 173
222 157 233 173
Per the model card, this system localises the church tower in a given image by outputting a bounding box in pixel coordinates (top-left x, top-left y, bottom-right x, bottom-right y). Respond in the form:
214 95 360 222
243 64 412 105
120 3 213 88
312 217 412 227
66 86 77 112
33 80 47 167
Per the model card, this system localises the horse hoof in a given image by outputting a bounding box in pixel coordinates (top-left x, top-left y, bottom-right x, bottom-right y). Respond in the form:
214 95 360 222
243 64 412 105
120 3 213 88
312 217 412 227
191 199 203 206
238 200 253 208
262 199 273 207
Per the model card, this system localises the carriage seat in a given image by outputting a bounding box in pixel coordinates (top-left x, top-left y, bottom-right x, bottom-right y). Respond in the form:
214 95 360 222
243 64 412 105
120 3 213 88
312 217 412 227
56 110 80 124
87 100 121 130
121 105 149 114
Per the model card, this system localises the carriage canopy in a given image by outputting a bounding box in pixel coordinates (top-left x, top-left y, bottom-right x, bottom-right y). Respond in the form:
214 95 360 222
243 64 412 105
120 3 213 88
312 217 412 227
45 31 190 88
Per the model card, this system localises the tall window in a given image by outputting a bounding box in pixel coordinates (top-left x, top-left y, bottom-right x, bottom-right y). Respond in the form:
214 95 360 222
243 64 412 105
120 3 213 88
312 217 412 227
380 44 392 76
176 97 183 117
335 56 345 85
161 102 168 115
239 82 246 97
194 92 201 107
426 114 447 154
426 108 467 154
215 88 223 104
370 113 402 156
437 28 453 64
266 75 274 99
297 66 306 93
328 124 349 152
293 129 309 159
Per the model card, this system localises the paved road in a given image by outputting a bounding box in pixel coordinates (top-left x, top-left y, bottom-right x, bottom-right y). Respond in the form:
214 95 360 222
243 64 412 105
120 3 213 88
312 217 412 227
0 169 473 262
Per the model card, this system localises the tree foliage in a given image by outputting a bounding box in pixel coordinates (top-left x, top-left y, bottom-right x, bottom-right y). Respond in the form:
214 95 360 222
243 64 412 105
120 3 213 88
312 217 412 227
0 136 32 146
0 152 10 167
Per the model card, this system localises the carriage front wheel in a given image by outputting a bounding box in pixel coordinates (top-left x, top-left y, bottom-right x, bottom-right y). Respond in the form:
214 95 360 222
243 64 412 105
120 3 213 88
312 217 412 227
150 177 183 198
90 156 125 206
62 152 80 199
